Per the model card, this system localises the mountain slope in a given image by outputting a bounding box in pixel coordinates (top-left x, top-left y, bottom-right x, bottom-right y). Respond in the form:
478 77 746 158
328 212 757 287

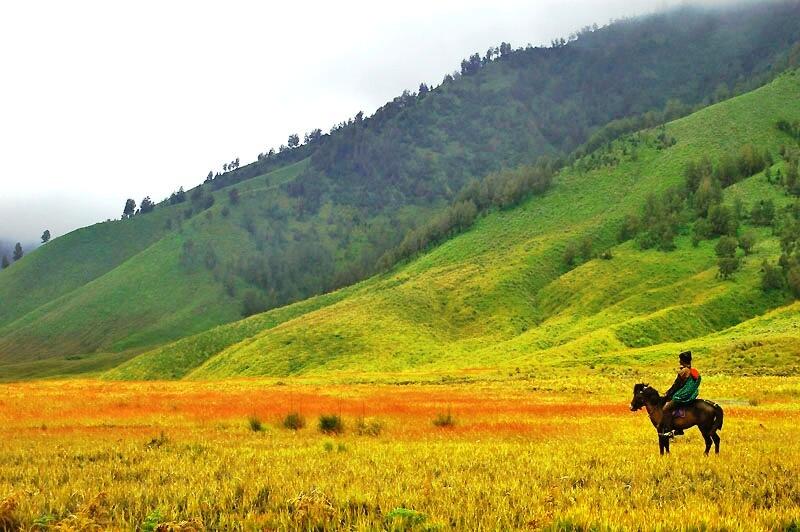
3 2 800 378
110 70 800 380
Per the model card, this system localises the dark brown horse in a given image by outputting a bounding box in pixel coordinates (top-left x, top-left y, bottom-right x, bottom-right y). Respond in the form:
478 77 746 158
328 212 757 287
630 383 724 455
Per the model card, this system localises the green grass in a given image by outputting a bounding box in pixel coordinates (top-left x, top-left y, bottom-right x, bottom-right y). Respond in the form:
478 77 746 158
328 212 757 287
0 162 311 376
116 70 800 380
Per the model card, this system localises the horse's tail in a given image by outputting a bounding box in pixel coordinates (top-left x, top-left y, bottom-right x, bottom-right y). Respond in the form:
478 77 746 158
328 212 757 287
706 400 724 430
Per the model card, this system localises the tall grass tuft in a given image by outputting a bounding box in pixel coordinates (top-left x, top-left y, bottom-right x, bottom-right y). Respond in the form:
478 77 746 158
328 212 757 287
283 412 306 430
318 414 344 435
248 415 264 432
355 417 383 436
433 408 456 428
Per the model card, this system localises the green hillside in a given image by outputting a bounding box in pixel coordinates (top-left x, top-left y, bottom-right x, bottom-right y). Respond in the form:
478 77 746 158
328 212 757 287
2 2 800 380
109 70 800 381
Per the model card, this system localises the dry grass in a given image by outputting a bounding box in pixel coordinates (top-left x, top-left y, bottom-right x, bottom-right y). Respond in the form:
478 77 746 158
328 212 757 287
1 377 799 530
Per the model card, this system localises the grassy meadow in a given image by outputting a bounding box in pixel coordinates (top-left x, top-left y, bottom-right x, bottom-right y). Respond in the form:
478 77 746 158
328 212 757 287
1 376 799 530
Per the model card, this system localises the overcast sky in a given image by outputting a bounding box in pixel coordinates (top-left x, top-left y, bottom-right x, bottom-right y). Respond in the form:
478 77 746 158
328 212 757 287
1 0 735 242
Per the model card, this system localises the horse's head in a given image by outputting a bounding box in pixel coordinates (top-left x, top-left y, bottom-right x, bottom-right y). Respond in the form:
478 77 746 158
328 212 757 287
630 383 656 411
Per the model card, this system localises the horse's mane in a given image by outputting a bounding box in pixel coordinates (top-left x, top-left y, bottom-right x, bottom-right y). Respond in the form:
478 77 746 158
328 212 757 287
634 383 666 405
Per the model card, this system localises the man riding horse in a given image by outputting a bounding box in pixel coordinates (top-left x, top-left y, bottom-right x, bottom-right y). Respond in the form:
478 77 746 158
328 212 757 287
630 350 723 455
661 350 701 438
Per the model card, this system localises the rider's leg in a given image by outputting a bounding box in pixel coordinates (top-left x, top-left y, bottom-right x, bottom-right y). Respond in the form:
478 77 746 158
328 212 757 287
660 400 675 437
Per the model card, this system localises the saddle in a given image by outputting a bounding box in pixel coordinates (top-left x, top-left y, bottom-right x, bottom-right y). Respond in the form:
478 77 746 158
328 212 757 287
673 407 687 419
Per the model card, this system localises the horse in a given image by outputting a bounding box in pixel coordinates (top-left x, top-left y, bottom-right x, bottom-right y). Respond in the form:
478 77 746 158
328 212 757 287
630 383 724 455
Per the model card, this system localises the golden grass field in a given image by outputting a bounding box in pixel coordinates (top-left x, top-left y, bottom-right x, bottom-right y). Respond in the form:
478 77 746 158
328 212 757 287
1 376 799 531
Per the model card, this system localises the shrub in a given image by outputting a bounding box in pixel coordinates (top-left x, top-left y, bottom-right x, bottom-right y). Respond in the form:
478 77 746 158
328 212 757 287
738 231 756 255
708 204 738 236
283 412 306 431
761 261 785 291
386 508 427 528
355 417 383 436
146 431 169 449
141 509 163 532
715 236 738 258
433 408 456 428
229 188 241 205
318 414 344 435
579 236 593 261
718 257 740 280
563 241 579 267
789 267 800 298
617 214 639 242
248 415 264 432
750 199 775 226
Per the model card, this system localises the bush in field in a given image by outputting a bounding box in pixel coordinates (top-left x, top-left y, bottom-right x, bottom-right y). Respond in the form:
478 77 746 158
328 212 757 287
717 257 740 280
248 415 264 432
761 261 785 291
789 267 800 298
141 509 163 532
433 408 456 428
386 508 427 528
318 415 344 435
738 231 757 255
715 236 738 258
563 241 579 267
283 412 306 431
355 417 383 436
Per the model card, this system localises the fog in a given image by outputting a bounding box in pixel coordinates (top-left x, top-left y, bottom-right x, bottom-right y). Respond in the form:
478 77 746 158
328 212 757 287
0 0 758 242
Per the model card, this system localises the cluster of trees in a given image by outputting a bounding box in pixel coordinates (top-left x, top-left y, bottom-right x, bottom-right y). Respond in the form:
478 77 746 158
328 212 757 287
169 187 187 205
1 242 24 270
614 139 800 292
563 236 598 268
222 158 240 173
378 161 555 269
762 201 800 297
203 138 312 193
777 119 800 142
572 102 691 163
609 144 776 274
776 143 800 196
121 196 156 219
458 42 514 76
714 233 756 280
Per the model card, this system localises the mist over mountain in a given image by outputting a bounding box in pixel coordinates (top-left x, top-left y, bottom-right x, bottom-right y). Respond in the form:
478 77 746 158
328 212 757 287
0 0 784 243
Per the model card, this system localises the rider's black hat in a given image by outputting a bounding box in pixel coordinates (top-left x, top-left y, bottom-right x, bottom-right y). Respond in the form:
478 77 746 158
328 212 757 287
679 350 692 364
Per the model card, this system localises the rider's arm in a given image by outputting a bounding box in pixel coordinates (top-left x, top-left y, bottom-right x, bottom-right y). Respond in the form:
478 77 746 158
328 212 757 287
664 374 683 399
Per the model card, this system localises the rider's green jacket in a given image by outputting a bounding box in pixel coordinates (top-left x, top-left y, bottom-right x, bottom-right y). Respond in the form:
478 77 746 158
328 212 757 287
665 367 701 405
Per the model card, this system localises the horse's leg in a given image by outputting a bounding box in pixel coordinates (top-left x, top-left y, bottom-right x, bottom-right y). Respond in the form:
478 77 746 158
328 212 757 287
701 429 712 456
664 436 670 454
711 431 720 454
659 435 665 455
